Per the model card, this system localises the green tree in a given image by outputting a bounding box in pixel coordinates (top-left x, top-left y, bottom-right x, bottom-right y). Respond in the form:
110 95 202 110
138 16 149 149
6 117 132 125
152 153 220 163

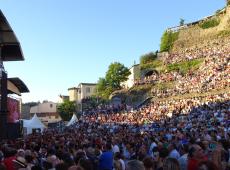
95 77 112 99
160 31 170 52
160 30 179 52
57 100 76 121
179 18 185 26
96 78 107 94
105 62 131 89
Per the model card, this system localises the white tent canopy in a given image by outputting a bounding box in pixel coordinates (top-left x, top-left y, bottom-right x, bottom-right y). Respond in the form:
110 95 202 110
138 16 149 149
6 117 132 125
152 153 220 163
66 114 78 126
23 114 46 134
23 119 31 127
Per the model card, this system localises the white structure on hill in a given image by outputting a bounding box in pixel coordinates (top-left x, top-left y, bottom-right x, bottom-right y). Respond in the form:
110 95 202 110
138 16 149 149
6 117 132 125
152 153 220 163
121 64 140 89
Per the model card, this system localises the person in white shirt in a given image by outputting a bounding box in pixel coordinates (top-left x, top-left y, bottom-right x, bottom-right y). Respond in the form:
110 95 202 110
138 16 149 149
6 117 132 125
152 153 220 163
113 144 120 154
168 143 180 160
112 138 120 154
149 138 157 157
178 144 189 170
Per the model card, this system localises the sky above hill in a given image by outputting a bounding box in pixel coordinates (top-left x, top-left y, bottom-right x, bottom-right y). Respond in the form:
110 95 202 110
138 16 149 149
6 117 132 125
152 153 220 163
1 0 226 103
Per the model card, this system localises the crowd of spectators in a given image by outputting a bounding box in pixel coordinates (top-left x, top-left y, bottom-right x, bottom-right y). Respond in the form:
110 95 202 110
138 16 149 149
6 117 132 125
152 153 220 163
134 72 181 86
134 37 230 99
0 38 229 170
164 37 230 64
0 92 229 170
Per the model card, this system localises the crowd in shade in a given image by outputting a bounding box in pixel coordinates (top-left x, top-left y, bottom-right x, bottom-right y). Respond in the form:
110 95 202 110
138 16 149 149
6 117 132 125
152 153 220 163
0 38 230 170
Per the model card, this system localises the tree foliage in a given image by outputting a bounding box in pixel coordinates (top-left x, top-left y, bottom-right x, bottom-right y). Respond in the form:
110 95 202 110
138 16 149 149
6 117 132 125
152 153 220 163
96 78 107 93
95 78 113 99
179 18 185 26
105 62 131 89
199 18 220 29
57 100 76 121
96 62 130 99
160 30 179 52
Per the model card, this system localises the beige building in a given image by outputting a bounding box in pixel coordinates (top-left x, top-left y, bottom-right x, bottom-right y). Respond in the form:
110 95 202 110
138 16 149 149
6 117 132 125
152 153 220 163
68 87 79 102
30 101 61 125
58 95 69 103
68 83 97 103
121 64 140 89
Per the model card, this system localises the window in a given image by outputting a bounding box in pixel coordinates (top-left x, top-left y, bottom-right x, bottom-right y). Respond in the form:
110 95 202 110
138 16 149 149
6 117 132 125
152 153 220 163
86 87 90 93
50 104 53 108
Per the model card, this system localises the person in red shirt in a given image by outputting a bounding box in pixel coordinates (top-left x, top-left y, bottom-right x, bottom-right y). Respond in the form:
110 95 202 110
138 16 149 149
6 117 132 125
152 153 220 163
187 144 206 170
1 147 18 170
3 154 16 170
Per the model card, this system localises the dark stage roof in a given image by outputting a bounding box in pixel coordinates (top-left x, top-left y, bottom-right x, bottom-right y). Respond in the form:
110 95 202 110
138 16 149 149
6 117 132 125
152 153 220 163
8 77 29 95
0 10 24 61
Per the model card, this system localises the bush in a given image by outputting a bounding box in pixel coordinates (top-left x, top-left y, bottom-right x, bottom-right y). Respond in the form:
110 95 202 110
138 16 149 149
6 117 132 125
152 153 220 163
199 18 220 29
217 30 230 37
166 58 203 75
215 9 221 15
140 52 157 65
140 59 163 70
160 30 179 52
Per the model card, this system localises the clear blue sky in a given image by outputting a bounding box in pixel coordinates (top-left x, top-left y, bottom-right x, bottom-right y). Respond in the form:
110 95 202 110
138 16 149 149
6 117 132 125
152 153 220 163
1 0 226 103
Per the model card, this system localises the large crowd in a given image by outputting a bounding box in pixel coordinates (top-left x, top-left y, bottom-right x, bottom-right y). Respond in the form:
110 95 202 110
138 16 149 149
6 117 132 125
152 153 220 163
0 91 229 170
0 39 230 170
135 37 230 99
164 37 230 64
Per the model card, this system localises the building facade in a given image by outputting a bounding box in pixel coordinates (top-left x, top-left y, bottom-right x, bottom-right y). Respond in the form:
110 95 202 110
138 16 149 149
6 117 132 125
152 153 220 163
121 64 140 89
68 83 97 103
58 95 69 103
30 101 61 125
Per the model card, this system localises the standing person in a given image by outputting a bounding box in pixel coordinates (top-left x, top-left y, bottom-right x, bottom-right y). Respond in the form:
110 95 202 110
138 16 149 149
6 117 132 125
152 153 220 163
197 160 219 170
187 144 206 170
98 142 113 170
126 160 145 170
156 147 169 170
149 138 157 157
143 156 154 170
3 148 17 170
113 153 122 170
163 157 180 170
112 139 120 154
178 144 189 170
113 152 125 170
168 143 180 160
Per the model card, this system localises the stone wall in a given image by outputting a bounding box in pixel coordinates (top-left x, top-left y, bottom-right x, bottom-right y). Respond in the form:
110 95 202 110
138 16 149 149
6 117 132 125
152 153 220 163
171 6 230 52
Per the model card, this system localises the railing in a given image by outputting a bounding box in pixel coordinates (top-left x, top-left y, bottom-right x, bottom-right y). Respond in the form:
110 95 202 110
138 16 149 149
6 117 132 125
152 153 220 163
167 7 226 32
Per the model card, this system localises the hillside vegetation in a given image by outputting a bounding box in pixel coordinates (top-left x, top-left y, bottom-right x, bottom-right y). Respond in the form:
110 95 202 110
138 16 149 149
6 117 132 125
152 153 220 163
167 6 230 52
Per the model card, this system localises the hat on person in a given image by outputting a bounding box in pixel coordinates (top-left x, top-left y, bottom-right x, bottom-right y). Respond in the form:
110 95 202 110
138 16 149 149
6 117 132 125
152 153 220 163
13 156 27 168
17 149 25 153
